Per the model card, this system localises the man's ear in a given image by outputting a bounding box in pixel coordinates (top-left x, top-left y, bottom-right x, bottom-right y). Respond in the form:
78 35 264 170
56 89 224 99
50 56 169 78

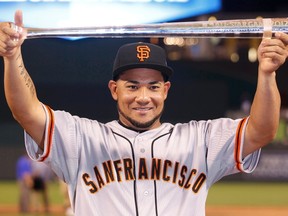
164 81 171 100
108 80 118 101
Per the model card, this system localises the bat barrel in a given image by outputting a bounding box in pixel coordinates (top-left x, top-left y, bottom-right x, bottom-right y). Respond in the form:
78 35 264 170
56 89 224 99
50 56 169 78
24 18 288 39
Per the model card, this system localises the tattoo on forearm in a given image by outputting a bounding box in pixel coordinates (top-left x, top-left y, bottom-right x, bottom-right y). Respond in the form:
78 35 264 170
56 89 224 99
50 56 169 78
17 54 36 96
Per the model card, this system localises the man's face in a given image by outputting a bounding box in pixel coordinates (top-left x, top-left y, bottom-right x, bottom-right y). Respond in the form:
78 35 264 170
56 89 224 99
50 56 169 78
108 68 171 131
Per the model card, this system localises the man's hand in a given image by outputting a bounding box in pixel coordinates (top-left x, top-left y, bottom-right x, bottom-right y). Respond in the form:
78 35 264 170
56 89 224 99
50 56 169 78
258 32 288 74
0 10 26 58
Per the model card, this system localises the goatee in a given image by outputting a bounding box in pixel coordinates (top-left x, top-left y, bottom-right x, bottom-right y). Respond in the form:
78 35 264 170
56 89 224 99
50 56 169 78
117 104 164 130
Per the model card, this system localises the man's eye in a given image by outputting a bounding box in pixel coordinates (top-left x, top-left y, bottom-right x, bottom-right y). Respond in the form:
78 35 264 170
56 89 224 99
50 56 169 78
150 85 160 90
127 85 138 90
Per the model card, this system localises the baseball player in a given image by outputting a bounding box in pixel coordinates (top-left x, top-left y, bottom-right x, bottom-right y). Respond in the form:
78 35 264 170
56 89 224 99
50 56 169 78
1 10 288 216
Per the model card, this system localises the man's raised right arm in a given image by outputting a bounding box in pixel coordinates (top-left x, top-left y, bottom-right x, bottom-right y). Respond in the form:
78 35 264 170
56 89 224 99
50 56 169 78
0 10 46 150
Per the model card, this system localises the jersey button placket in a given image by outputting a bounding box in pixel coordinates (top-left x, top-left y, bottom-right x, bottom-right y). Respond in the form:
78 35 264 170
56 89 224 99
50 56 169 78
136 136 147 154
134 136 155 215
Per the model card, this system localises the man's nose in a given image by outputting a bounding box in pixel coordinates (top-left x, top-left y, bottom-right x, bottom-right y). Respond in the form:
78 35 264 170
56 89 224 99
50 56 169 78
135 87 150 103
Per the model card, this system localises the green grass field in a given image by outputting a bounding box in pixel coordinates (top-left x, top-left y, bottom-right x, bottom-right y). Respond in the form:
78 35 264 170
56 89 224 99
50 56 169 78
0 181 64 206
0 180 287 215
207 181 288 206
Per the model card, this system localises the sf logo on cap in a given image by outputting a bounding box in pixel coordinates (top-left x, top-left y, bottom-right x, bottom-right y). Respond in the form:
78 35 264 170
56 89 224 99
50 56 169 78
137 45 150 62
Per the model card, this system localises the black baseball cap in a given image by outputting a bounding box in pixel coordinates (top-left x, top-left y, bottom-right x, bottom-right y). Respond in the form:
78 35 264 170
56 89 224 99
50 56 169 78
112 42 173 81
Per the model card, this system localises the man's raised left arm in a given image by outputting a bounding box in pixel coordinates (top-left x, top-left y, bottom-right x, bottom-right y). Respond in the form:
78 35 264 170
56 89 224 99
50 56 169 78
243 32 288 157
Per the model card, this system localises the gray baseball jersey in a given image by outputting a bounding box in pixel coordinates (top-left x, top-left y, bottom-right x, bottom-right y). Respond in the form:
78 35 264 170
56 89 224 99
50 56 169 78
25 105 260 216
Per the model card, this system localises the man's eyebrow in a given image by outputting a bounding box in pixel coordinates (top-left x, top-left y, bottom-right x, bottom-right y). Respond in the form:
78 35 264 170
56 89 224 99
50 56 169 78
125 80 162 84
149 81 163 85
125 80 139 84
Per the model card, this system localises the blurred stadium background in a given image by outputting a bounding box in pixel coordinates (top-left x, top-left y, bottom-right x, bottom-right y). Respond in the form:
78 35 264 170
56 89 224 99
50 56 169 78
0 0 288 215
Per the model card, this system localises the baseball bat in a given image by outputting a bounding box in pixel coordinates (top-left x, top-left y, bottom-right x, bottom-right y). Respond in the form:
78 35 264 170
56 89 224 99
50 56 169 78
12 17 288 39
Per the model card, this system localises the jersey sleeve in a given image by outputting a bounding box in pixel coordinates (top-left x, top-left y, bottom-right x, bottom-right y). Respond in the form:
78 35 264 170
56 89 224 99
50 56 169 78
25 104 54 162
234 117 261 172
24 104 80 184
205 117 261 185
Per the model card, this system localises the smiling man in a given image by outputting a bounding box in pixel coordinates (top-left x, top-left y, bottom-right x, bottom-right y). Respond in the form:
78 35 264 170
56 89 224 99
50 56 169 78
109 68 170 130
1 10 288 216
109 43 172 131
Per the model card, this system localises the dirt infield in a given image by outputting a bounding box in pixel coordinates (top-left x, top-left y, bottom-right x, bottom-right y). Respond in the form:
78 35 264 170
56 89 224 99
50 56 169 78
0 204 65 215
206 206 288 216
1 205 288 216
